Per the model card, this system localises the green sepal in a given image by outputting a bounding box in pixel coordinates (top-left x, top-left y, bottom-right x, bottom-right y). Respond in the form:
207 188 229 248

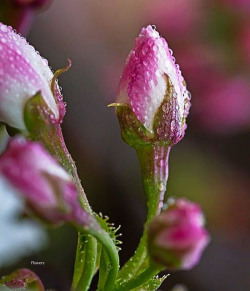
95 213 122 251
148 247 182 269
94 214 121 290
5 125 21 137
152 76 175 144
152 76 188 146
115 105 154 148
132 274 168 291
24 91 54 140
0 124 9 153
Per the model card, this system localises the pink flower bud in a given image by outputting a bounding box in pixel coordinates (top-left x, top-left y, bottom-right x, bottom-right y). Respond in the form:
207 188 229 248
0 268 44 290
0 137 87 225
115 25 191 145
148 198 210 270
0 22 63 131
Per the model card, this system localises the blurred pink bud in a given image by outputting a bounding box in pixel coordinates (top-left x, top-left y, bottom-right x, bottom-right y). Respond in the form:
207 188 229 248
0 268 44 290
144 0 204 40
115 25 190 145
1 1 52 35
175 44 223 94
0 137 88 225
0 22 64 131
239 22 250 65
13 0 51 8
221 0 250 12
194 77 250 134
148 198 210 270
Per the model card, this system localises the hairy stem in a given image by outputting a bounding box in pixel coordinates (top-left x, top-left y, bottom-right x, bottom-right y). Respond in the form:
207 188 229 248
86 227 120 291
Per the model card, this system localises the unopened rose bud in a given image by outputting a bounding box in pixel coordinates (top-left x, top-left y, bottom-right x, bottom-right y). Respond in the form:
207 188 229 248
114 25 191 147
0 22 65 132
148 198 210 270
0 137 88 225
0 268 44 290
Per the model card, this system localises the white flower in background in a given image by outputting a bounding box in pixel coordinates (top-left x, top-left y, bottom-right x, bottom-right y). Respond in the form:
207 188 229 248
0 176 47 267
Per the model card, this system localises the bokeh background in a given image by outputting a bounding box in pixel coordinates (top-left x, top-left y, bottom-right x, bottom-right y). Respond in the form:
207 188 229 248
1 0 250 290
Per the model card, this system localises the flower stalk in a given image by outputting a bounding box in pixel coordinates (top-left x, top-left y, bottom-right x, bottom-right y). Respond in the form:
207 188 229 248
117 144 170 286
73 223 119 291
113 25 191 288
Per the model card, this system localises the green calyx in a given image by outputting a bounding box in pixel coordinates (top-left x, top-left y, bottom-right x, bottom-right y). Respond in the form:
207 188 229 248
115 104 154 148
24 91 54 140
114 76 188 149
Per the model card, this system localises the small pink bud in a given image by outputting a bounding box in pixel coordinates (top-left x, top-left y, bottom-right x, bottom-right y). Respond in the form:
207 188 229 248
115 25 191 146
148 198 210 270
0 137 88 225
0 22 64 131
0 268 44 290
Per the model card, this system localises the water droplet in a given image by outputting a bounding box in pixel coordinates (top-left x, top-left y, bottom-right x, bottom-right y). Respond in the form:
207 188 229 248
171 120 176 131
142 46 148 55
158 159 164 167
158 182 166 192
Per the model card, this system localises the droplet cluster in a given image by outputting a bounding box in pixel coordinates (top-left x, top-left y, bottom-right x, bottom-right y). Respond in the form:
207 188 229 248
0 23 60 129
118 26 165 132
154 78 191 144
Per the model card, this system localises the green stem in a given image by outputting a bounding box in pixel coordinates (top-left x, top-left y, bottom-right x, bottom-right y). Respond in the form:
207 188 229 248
33 124 97 290
24 93 91 211
82 228 120 291
97 248 109 291
39 124 91 212
45 126 97 291
100 234 119 291
72 232 86 289
75 234 98 291
115 264 160 291
117 144 171 284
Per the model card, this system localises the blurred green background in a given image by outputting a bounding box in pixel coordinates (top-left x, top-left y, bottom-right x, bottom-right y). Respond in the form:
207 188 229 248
1 0 250 290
